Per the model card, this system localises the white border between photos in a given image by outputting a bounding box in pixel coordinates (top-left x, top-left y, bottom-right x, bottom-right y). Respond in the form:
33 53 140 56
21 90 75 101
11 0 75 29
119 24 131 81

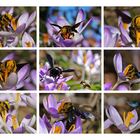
0 0 140 140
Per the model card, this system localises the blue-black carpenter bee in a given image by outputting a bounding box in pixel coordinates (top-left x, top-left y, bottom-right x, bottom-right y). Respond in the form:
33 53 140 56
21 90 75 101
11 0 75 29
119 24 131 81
50 21 83 40
128 101 140 108
57 101 95 132
46 54 75 80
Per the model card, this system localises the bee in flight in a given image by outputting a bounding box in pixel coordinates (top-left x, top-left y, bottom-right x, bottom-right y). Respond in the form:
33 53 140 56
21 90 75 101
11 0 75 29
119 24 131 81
46 54 75 80
80 80 91 89
50 21 83 40
0 100 11 120
123 64 140 80
115 9 140 47
128 100 140 109
57 100 95 132
0 13 15 31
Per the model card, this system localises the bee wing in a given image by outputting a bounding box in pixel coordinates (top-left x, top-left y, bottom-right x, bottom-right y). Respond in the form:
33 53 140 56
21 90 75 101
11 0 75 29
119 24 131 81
46 54 54 68
72 21 84 32
62 69 75 72
50 23 62 29
115 9 132 24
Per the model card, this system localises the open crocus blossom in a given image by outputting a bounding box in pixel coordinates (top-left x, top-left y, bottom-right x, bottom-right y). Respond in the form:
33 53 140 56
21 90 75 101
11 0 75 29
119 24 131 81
46 9 93 47
104 105 140 133
0 7 36 47
105 53 140 90
39 62 73 90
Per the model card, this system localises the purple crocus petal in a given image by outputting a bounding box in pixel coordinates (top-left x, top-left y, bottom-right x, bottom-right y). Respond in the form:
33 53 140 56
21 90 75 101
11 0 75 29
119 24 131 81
15 24 26 34
75 9 85 32
42 114 52 131
108 105 123 126
60 38 74 47
13 127 25 133
0 31 14 36
3 72 18 90
24 125 36 133
117 84 129 90
58 76 73 83
17 12 29 27
30 70 36 85
26 96 36 109
79 17 93 34
113 53 123 73
43 95 59 118
22 32 35 47
50 121 65 133
104 119 113 129
117 124 128 132
0 128 5 133
57 82 70 90
45 83 56 90
57 16 70 27
130 109 138 124
1 53 15 62
104 82 112 90
26 11 36 29
17 64 30 83
129 120 140 132
119 22 133 45
8 36 19 47
20 114 36 127
39 117 48 133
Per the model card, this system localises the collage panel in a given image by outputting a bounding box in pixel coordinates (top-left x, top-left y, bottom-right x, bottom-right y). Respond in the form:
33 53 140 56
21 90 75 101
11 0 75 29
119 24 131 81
0 7 36 47
39 6 101 47
104 93 140 133
0 50 36 90
0 93 36 133
39 93 101 133
104 50 140 90
39 50 101 91
104 7 140 47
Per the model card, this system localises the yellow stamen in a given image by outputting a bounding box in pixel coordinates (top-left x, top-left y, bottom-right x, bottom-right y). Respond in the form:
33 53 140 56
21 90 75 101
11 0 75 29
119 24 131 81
1 110 7 122
83 52 87 64
136 30 140 47
123 111 134 127
12 115 19 130
68 124 75 132
25 41 33 47
15 93 21 103
11 18 17 31
90 64 94 69
57 83 63 90
52 126 62 133
123 23 129 30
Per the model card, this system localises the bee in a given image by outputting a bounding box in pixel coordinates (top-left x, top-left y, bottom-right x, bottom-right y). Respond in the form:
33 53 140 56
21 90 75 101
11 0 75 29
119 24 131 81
0 101 10 119
0 60 17 82
57 101 95 131
80 80 91 89
128 100 140 108
123 64 140 80
46 54 75 80
0 13 14 31
50 21 83 40
115 9 140 47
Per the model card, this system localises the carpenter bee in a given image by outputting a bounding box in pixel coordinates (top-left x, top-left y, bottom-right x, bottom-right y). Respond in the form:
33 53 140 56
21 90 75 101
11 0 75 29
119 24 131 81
0 13 15 31
115 9 140 47
46 54 75 80
50 21 83 40
0 100 10 119
123 64 140 80
128 100 140 108
80 80 91 89
57 101 95 132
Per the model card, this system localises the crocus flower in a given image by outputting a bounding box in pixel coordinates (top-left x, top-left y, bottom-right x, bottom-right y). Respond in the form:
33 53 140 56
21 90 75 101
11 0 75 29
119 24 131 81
0 7 36 47
104 105 140 133
39 62 73 90
46 9 93 47
104 10 138 47
105 53 140 90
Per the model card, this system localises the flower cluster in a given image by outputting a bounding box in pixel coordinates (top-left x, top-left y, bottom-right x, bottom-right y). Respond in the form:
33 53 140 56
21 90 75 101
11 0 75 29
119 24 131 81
0 7 36 47
0 93 36 133
104 53 140 90
39 94 83 133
